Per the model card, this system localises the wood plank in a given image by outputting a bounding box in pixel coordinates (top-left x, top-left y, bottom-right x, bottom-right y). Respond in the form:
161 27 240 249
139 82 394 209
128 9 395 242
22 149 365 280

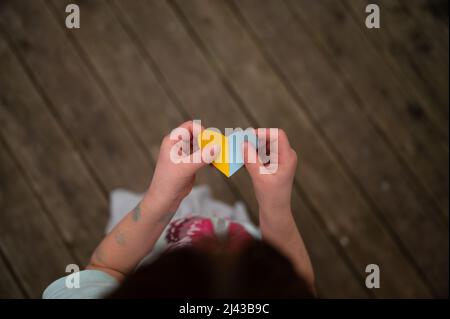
48 0 240 211
0 140 76 298
411 0 449 28
230 0 446 297
399 0 449 51
375 0 449 113
0 0 238 296
0 33 105 263
345 0 449 135
0 251 25 298
380 0 449 110
171 1 436 293
286 0 449 224
0 0 152 195
112 0 368 298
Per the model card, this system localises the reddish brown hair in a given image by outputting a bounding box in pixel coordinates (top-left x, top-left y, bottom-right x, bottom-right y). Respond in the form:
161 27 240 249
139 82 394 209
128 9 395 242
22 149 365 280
107 238 314 299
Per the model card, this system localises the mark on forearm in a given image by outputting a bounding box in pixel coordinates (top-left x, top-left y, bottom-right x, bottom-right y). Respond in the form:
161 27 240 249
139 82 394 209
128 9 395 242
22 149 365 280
132 202 141 222
115 231 126 246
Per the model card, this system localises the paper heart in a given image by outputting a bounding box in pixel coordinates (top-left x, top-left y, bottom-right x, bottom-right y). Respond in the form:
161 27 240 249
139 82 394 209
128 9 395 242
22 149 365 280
198 129 258 177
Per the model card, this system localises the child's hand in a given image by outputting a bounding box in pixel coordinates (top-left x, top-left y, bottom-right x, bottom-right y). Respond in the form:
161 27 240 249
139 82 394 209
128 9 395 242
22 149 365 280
244 129 315 293
243 129 298 215
145 121 219 213
87 122 219 280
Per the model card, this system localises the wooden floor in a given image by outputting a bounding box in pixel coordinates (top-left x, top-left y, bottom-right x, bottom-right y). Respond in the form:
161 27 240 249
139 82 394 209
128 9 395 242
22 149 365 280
0 0 448 298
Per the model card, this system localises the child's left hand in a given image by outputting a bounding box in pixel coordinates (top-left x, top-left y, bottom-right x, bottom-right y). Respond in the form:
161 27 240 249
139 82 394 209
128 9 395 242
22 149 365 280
145 121 219 213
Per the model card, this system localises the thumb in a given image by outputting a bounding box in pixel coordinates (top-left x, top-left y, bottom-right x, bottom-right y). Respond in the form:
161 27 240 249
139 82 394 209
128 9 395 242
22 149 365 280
243 141 262 178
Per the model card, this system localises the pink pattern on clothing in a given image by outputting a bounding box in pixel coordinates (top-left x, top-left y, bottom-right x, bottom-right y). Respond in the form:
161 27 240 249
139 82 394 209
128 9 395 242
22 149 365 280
228 222 253 250
165 217 252 251
166 217 215 250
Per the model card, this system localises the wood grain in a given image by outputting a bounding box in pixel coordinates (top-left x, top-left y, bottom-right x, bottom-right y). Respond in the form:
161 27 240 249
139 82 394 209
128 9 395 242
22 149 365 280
112 0 369 297
345 0 449 136
0 139 75 298
287 0 449 220
173 1 440 300
227 0 446 297
0 250 25 298
0 32 104 264
0 0 446 298
48 0 240 210
0 0 152 193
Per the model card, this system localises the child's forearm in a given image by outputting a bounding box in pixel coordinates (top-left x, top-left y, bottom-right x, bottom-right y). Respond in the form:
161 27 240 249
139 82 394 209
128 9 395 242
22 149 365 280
259 206 316 295
86 193 173 281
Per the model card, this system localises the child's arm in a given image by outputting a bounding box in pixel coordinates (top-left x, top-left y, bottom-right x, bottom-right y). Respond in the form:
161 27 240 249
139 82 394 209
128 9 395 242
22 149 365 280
244 129 316 295
86 121 218 281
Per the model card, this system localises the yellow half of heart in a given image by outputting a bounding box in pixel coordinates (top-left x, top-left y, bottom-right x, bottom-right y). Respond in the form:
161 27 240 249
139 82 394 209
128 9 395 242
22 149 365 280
197 129 230 177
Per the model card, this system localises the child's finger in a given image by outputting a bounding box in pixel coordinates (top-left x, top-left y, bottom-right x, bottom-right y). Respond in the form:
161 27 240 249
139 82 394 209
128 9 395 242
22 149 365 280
178 120 205 140
271 129 291 156
166 121 205 148
179 120 206 153
184 143 220 172
243 141 263 177
202 143 220 164
266 129 292 164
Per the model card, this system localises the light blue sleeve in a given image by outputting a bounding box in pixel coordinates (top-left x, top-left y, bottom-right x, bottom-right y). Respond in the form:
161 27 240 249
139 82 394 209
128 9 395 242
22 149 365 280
42 270 119 299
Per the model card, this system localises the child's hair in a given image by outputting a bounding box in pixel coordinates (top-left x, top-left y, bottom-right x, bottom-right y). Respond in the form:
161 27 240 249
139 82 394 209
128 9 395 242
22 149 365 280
107 238 314 298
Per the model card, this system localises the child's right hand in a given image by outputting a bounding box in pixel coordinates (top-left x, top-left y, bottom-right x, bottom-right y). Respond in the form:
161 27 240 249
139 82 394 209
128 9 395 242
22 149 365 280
243 129 298 215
